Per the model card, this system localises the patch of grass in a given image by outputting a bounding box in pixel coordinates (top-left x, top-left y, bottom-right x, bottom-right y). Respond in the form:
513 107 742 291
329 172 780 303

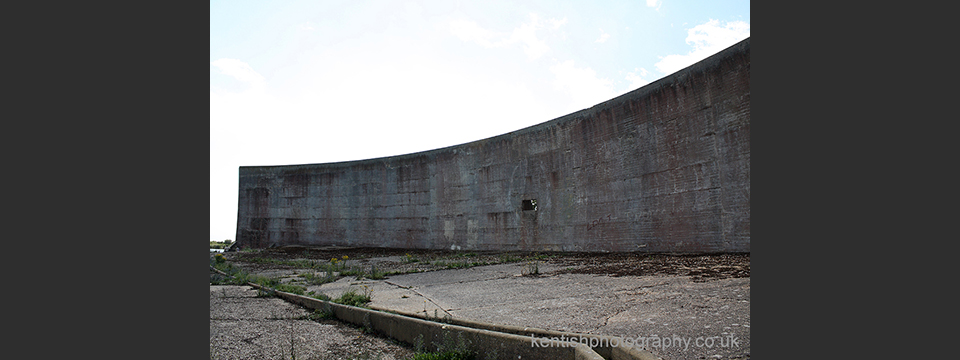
411 332 476 360
210 240 233 249
302 308 334 321
521 259 541 276
410 350 474 360
307 291 332 301
255 288 276 298
210 259 251 285
274 282 307 295
333 286 373 307
362 265 387 280
210 273 242 285
301 271 338 285
402 253 420 263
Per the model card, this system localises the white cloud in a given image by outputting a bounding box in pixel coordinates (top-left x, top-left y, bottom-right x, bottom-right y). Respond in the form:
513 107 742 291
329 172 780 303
625 67 650 89
646 0 662 10
596 28 611 43
548 17 568 29
449 19 498 47
211 58 266 87
298 22 314 31
510 14 551 60
550 60 617 110
654 19 750 75
449 13 565 60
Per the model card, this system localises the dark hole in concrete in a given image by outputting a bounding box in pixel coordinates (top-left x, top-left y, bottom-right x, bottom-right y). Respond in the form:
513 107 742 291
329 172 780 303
521 199 538 211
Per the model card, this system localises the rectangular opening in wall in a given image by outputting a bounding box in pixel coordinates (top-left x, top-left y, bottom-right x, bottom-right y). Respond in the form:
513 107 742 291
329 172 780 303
521 199 538 211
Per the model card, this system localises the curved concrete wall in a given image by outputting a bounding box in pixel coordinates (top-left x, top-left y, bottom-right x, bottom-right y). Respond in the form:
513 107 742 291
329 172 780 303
236 38 749 253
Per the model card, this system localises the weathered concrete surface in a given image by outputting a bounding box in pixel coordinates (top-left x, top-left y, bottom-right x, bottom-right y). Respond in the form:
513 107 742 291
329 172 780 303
209 284 416 360
304 262 750 360
270 285 609 360
236 38 750 253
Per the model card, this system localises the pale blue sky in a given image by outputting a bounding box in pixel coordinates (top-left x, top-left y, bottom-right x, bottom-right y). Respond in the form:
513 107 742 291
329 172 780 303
210 0 749 242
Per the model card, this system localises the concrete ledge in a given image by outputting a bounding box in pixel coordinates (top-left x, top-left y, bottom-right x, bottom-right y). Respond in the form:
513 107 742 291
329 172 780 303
247 282 588 359
368 305 661 360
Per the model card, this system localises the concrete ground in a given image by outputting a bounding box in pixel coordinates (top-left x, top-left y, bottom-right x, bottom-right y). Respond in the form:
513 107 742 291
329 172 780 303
309 261 750 360
217 248 749 359
209 283 416 360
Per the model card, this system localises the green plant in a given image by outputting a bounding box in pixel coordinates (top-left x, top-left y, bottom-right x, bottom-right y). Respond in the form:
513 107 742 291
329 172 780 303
301 271 337 285
256 288 276 298
411 332 475 360
410 350 474 360
308 291 332 301
274 282 307 295
362 265 387 280
302 308 334 321
209 240 232 249
333 285 373 307
521 259 541 276
210 258 252 285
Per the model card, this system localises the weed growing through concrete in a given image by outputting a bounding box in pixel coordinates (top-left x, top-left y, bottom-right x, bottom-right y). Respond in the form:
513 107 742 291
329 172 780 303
344 264 389 280
307 290 332 302
363 265 387 280
411 332 476 360
334 285 373 307
300 271 337 285
521 259 541 276
301 308 334 321
273 282 307 295
256 288 276 298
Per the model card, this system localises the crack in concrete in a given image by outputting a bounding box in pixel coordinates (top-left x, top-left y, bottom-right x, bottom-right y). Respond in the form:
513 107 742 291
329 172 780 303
384 280 453 317
587 294 631 334
240 333 262 345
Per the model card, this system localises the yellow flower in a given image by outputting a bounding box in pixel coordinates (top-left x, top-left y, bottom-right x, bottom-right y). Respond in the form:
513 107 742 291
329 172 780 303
342 255 349 260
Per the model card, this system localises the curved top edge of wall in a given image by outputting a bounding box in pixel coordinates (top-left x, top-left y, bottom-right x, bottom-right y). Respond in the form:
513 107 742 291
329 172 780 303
240 37 749 172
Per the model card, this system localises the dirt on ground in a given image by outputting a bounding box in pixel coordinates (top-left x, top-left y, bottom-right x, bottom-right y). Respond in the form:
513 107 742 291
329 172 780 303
551 252 750 282
224 246 749 282
209 284 417 360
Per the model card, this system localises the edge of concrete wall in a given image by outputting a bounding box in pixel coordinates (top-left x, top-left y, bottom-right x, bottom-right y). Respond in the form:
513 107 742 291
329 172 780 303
369 305 662 360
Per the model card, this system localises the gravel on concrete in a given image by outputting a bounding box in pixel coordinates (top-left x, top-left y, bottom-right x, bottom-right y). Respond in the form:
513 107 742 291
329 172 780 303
216 247 750 360
209 283 416 360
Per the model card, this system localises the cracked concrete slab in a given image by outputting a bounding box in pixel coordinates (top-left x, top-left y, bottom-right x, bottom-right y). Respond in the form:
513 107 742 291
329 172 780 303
296 261 749 359
227 249 750 359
